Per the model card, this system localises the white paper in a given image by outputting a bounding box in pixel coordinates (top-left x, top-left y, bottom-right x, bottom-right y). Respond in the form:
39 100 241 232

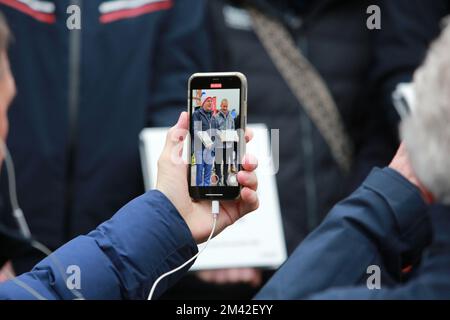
197 131 214 149
219 130 239 142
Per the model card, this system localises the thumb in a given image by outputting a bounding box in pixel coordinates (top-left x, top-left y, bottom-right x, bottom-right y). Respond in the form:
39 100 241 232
162 112 189 165
175 111 189 131
165 112 189 150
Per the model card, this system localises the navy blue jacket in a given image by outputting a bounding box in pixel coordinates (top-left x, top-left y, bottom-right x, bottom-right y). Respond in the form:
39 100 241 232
192 107 218 154
3 168 448 299
192 107 217 133
0 190 197 300
0 0 211 270
256 168 450 299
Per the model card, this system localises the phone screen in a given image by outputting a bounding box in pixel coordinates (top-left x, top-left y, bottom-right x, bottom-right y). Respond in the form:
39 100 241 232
189 75 245 199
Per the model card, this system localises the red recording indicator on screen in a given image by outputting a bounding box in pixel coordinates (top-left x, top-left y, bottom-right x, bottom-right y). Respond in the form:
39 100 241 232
210 83 222 88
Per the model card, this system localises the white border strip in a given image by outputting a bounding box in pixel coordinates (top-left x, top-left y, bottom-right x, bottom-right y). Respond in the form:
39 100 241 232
17 0 55 14
99 0 167 14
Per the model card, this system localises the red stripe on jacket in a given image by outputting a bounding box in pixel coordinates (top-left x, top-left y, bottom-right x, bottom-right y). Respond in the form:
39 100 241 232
0 0 55 24
100 1 172 24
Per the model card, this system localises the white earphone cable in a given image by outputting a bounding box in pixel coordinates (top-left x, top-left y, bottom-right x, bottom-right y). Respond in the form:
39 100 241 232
0 140 85 300
147 200 220 300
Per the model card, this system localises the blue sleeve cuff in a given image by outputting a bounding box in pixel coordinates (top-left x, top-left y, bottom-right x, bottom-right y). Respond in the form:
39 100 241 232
363 167 428 235
363 167 431 267
0 190 198 300
90 189 198 299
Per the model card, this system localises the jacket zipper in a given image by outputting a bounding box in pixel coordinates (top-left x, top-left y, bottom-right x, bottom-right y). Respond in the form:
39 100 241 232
64 0 83 241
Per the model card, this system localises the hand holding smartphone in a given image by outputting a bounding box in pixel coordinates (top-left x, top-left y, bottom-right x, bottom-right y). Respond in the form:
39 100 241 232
188 72 248 200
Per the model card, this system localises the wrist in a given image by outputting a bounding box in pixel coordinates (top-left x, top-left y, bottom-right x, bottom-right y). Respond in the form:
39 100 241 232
387 165 434 204
155 186 201 242
183 215 202 243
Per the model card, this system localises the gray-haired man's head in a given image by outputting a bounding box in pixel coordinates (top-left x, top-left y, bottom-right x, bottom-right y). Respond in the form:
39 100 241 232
401 17 450 204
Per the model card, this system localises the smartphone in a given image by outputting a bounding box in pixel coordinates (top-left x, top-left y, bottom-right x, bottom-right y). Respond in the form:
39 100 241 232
188 72 248 200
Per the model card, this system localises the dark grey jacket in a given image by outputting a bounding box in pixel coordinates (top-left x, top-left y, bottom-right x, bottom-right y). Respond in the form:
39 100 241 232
208 0 396 252
215 111 235 148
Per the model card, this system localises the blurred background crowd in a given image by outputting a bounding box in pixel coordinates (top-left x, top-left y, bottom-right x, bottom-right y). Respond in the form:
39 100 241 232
0 0 448 299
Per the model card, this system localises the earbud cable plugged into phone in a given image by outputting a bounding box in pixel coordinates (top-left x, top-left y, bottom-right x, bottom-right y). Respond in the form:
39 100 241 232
147 200 220 300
